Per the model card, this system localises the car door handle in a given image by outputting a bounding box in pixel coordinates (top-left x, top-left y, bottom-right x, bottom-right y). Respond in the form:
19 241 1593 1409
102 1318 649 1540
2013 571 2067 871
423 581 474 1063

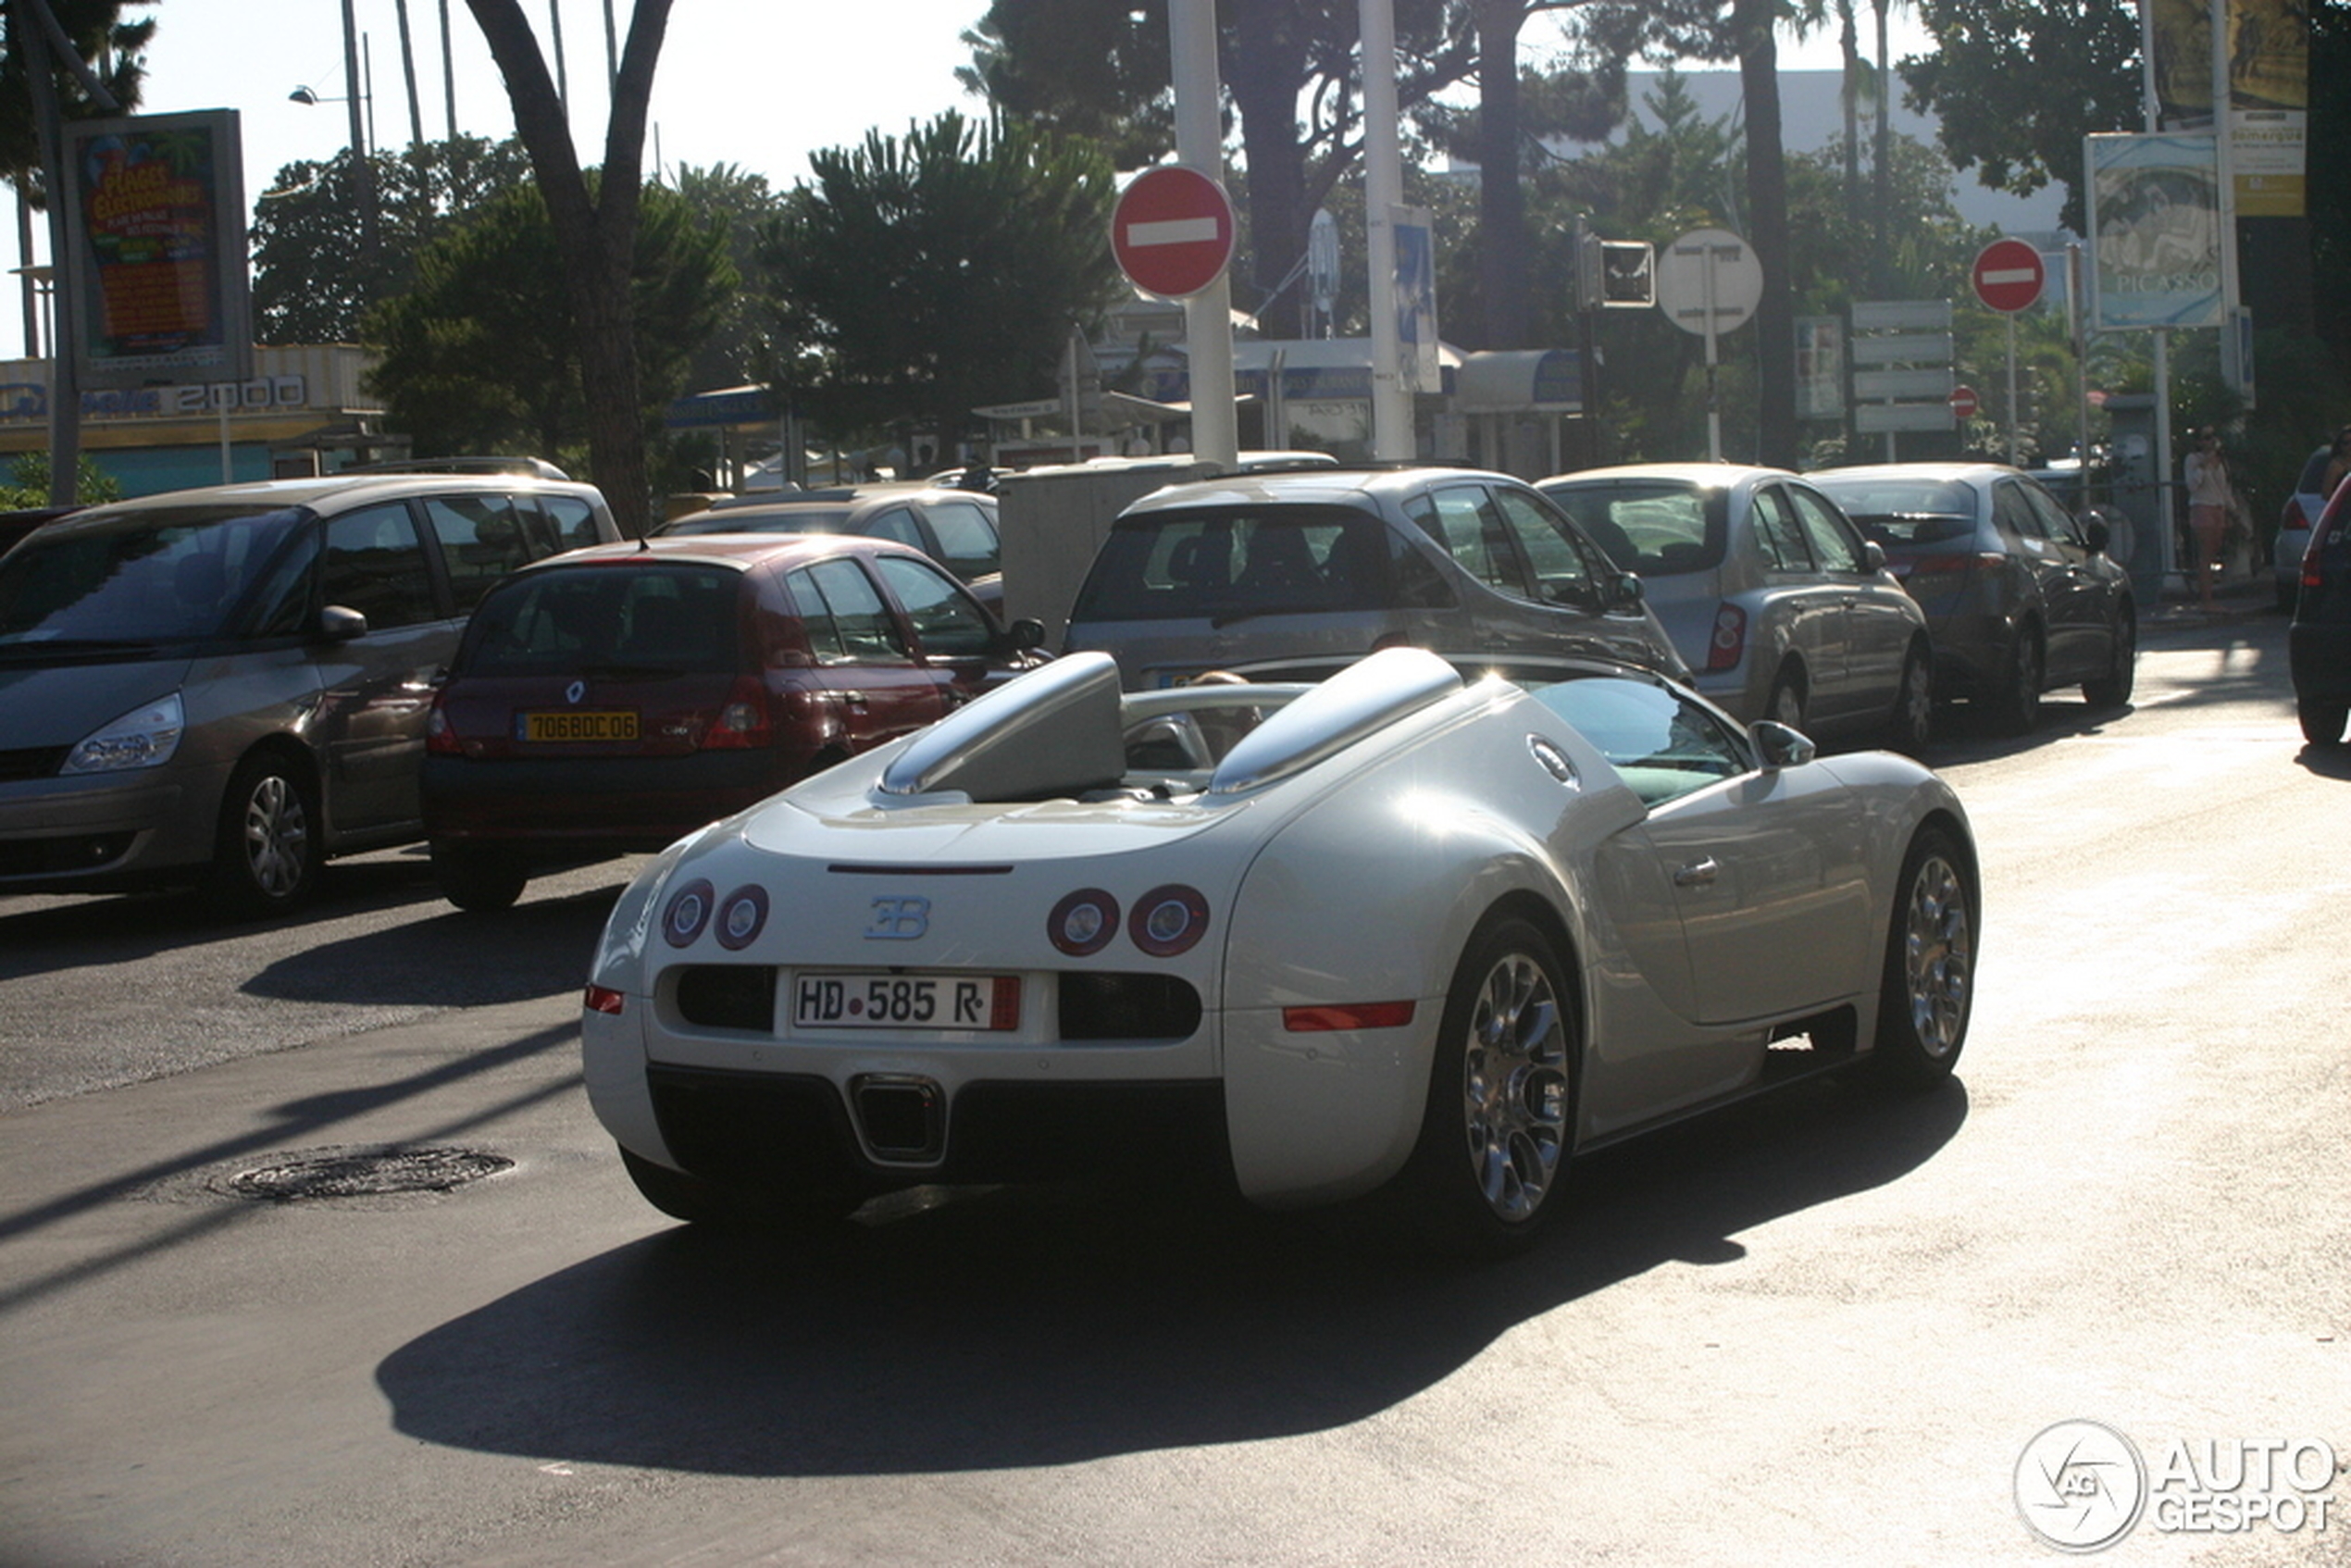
1672 858 1719 889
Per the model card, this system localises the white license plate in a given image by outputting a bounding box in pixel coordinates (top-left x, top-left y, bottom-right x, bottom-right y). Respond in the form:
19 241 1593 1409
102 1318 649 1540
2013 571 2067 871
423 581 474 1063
791 972 1021 1031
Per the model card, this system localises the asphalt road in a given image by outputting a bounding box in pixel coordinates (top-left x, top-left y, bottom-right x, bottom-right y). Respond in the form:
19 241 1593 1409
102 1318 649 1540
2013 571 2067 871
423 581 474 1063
1 609 2345 1567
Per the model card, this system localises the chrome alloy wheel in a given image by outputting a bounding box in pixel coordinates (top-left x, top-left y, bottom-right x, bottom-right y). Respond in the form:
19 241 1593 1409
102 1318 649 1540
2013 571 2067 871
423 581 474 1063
1460 951 1570 1222
240 772 311 901
1901 852 1972 1058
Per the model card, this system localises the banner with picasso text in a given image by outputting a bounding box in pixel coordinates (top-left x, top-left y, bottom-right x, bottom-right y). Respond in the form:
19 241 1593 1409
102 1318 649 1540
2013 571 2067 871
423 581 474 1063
60 110 253 389
2087 132 2224 330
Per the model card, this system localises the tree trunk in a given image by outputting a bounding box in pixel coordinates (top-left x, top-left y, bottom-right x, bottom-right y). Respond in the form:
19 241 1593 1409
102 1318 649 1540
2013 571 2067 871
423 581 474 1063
463 0 670 535
1475 0 1528 351
1736 0 1797 469
1225 0 1312 342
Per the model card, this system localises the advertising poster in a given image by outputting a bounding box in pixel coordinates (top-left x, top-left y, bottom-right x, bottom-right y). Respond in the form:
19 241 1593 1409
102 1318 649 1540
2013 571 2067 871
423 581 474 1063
61 110 252 389
2087 132 2224 330
2144 0 2306 215
1392 207 1439 395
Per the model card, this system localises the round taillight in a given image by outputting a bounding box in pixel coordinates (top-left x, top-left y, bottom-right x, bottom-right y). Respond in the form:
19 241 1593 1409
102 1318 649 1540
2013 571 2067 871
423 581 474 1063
1128 884 1209 957
662 878 715 947
715 885 769 950
1048 889 1119 956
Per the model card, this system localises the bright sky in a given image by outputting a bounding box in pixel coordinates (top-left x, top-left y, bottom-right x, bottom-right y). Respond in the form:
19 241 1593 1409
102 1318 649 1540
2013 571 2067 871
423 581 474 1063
0 0 1929 359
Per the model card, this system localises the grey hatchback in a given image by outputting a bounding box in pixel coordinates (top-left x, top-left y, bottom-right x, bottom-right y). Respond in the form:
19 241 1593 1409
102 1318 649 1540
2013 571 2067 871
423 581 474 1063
1537 463 1933 748
0 471 618 915
1061 467 1686 689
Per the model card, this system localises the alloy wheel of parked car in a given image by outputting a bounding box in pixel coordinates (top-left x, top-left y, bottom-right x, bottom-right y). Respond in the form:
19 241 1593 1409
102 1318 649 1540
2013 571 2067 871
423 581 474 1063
1767 667 1808 732
1872 828 1975 1088
1886 645 1934 753
2083 608 2136 710
1994 628 2043 734
207 754 320 918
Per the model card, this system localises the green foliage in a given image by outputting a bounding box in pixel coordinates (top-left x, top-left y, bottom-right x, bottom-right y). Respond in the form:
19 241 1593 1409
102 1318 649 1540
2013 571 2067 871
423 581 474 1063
250 136 535 345
957 0 1174 169
1899 0 2140 234
759 109 1121 451
0 0 152 186
363 179 736 467
667 163 791 392
0 450 118 507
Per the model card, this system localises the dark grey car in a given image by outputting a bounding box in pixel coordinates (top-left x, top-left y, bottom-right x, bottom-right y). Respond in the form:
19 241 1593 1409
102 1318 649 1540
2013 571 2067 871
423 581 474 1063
1061 467 1687 689
657 485 1003 615
1808 463 2136 733
0 472 619 915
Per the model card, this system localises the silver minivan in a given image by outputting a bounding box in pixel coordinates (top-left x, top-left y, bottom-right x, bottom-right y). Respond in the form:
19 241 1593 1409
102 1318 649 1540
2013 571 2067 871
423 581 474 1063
0 470 618 915
1062 467 1687 689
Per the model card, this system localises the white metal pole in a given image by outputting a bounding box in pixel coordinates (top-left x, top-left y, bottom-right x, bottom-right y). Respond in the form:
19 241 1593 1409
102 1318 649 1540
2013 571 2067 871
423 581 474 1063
1168 0 1238 467
2005 311 2019 466
1361 0 1412 460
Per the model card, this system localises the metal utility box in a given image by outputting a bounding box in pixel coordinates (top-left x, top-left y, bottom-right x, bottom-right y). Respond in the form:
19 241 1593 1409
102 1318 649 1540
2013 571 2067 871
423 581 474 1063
999 457 1217 648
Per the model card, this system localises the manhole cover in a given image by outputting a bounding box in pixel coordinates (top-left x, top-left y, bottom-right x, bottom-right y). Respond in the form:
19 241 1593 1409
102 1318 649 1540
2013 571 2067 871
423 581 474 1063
214 1145 514 1201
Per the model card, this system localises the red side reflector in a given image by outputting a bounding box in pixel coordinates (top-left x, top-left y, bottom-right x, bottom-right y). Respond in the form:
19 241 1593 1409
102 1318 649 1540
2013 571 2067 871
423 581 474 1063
1283 1000 1417 1032
583 984 626 1015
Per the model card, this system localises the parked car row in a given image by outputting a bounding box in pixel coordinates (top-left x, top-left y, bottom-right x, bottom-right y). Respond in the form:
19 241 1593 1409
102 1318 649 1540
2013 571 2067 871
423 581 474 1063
0 455 2139 921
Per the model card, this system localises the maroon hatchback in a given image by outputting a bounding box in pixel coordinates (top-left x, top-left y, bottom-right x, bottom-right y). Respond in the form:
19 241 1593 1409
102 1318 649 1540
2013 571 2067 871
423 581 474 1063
422 534 1044 909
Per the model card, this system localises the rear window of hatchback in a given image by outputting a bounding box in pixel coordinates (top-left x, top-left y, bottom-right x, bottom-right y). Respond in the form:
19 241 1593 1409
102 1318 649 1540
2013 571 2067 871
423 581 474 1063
1071 504 1396 621
460 564 743 676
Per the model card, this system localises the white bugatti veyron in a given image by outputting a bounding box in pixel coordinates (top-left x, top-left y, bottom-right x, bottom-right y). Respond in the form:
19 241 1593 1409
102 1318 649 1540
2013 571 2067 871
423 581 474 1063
581 646 1977 1253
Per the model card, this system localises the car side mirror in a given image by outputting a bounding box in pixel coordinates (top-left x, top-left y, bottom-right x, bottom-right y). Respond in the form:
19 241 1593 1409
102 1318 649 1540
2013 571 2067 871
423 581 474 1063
1749 719 1816 771
2082 516 2111 554
1005 616 1046 653
317 604 369 642
1862 540 1888 572
1607 572 1644 611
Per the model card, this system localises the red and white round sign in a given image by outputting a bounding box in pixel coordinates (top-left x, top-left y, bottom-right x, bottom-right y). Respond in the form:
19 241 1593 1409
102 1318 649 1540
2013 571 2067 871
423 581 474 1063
1972 239 2045 313
1949 384 1980 420
1111 164 1236 301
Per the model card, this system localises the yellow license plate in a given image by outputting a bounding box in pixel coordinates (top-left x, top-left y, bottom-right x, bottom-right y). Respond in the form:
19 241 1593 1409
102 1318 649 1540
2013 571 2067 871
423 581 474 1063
519 710 640 742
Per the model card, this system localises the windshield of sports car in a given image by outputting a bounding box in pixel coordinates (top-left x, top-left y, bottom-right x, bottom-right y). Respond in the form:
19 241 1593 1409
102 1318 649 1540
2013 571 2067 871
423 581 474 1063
1539 480 1726 577
1524 673 1749 805
0 504 305 653
1070 504 1393 623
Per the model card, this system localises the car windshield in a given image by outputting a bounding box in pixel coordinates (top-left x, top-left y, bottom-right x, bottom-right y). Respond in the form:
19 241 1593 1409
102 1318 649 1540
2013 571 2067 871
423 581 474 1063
459 563 740 675
1539 480 1726 576
1070 504 1392 623
0 504 305 649
662 505 856 538
1811 479 1977 546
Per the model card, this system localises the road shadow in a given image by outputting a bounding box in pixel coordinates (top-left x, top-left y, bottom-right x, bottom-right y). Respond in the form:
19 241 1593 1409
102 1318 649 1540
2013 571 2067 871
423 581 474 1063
378 1073 1968 1474
242 883 628 1008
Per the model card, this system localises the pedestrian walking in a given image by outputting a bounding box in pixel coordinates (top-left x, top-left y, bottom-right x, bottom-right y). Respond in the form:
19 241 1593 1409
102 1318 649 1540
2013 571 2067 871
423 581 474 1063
2184 429 2234 608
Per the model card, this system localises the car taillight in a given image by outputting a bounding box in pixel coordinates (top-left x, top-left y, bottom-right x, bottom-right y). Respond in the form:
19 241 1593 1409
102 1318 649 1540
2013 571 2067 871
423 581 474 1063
2283 496 2310 532
1705 604 1746 672
425 692 465 756
583 983 625 1014
698 675 774 750
2304 524 2334 591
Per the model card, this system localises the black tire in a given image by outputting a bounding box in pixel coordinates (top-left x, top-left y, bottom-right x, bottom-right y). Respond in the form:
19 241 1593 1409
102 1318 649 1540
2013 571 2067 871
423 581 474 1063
2298 698 2349 747
1871 827 1977 1089
1991 626 2043 735
1765 666 1808 732
1386 915 1577 1257
431 841 528 912
205 753 321 918
1884 643 1934 753
619 1147 857 1233
2083 605 2136 709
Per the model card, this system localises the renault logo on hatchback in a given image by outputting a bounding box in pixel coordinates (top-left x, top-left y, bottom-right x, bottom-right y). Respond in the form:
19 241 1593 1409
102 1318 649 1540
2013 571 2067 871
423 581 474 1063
565 679 586 705
865 896 930 940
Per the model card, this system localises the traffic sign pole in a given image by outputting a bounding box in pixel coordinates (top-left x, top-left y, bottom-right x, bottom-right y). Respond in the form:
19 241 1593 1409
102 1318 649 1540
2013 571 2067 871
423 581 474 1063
1972 239 2045 467
1163 6 1235 467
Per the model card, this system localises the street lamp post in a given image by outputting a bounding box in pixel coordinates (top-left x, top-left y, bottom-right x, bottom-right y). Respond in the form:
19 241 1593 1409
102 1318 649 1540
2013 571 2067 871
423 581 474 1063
292 0 378 264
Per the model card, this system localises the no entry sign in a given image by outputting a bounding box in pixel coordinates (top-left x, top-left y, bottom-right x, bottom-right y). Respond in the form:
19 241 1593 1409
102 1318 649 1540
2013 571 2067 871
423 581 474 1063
1949 384 1980 420
1112 165 1236 301
1972 239 2045 314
